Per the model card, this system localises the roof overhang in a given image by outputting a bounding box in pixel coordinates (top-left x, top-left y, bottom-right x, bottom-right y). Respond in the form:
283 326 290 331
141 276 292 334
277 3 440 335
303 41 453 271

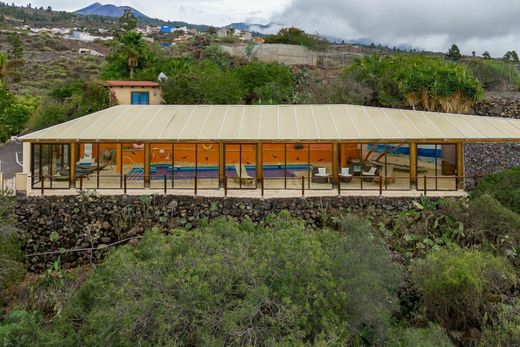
19 104 520 143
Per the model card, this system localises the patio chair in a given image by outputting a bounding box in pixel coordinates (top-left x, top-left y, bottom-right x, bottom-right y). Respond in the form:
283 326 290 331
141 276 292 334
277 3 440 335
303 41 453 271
339 167 353 183
234 164 255 185
362 166 378 182
312 167 330 184
374 165 396 185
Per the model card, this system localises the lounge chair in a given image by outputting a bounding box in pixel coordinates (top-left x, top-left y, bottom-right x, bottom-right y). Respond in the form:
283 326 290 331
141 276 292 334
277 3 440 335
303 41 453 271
339 167 353 183
234 164 255 185
362 167 378 182
373 165 397 185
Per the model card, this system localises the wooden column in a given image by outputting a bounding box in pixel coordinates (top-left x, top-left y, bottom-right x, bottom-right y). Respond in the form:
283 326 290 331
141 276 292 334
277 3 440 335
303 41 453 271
332 143 339 174
257 143 263 180
456 142 464 189
70 143 77 188
144 143 151 188
409 143 417 188
219 143 225 180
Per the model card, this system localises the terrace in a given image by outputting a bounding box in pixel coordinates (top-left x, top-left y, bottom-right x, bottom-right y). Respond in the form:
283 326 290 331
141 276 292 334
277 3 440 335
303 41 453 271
18 104 520 196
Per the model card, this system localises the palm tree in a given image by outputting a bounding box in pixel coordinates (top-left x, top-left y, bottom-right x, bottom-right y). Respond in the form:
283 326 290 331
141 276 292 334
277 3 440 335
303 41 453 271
119 32 146 80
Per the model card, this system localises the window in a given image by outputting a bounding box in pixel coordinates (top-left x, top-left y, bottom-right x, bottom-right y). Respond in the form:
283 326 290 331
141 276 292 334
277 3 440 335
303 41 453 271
131 91 150 105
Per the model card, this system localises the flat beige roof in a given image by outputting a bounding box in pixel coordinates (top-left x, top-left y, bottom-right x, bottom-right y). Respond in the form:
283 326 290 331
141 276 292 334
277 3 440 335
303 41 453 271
20 104 520 142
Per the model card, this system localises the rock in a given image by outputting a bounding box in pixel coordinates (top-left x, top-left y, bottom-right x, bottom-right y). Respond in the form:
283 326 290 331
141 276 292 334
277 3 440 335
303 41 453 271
97 244 109 250
100 237 112 244
127 227 139 237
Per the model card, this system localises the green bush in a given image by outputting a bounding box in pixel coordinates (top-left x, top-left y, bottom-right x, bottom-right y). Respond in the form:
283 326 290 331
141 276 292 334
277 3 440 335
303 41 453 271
265 27 329 51
472 166 520 214
235 63 294 104
465 59 520 91
389 324 454 347
349 54 483 113
0 311 42 347
412 247 516 331
161 62 245 104
0 225 25 307
480 300 520 347
30 103 67 130
42 213 402 346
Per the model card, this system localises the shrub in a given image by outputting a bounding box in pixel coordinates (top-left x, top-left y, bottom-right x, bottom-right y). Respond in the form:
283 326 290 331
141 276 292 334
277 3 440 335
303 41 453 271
472 166 520 214
480 300 520 347
349 54 484 113
389 324 454 347
465 59 520 91
265 27 329 51
47 213 402 346
0 225 25 306
0 311 42 346
412 247 516 331
161 62 245 104
235 63 294 104
29 103 67 130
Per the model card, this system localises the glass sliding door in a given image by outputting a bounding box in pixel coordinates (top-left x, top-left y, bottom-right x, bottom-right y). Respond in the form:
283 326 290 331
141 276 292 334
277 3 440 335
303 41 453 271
417 144 458 191
286 144 309 190
31 143 71 189
309 144 333 190
196 143 219 190
173 144 196 189
224 144 257 189
262 144 286 189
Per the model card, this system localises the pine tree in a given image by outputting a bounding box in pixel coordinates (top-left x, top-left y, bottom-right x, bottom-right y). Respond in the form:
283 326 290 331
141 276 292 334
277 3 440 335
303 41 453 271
447 44 462 61
482 51 491 59
7 33 24 60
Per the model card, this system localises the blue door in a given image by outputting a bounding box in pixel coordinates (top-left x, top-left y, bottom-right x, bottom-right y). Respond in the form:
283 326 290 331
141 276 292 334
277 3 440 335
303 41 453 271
131 91 150 105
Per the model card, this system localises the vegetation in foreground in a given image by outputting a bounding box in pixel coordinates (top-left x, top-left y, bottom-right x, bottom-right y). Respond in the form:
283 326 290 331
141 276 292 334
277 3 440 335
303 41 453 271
1 167 520 346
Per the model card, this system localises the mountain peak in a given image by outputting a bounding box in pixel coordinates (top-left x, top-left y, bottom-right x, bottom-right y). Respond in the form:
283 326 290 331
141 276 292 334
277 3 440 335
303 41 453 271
75 2 149 19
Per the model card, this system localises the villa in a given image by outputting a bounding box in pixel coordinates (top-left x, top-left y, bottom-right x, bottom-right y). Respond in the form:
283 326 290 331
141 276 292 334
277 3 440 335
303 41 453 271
17 104 520 195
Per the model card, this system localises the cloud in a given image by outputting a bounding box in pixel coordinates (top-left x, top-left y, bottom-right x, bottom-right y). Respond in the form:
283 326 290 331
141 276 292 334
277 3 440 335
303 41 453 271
12 0 289 26
271 0 520 56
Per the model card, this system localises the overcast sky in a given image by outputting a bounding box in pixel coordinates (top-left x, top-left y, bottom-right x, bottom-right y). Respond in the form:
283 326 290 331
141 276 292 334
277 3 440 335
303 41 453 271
12 0 520 56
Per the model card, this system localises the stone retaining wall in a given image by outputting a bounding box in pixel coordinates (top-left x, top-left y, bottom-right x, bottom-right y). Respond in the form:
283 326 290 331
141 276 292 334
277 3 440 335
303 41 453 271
16 194 421 272
465 96 520 182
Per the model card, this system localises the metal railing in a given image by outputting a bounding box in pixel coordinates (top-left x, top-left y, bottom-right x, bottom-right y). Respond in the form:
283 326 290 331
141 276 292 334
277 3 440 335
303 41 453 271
31 174 480 196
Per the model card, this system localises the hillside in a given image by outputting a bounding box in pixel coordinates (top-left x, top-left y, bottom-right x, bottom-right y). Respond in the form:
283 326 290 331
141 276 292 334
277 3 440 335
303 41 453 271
75 2 149 19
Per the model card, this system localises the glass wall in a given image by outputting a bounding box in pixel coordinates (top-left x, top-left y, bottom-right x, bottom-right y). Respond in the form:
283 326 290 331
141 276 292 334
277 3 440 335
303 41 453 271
417 144 458 191
196 143 219 189
286 144 309 190
225 144 257 189
122 143 145 189
339 143 411 190
310 144 333 189
98 143 120 189
150 144 173 190
31 143 70 189
173 144 196 189
262 144 286 189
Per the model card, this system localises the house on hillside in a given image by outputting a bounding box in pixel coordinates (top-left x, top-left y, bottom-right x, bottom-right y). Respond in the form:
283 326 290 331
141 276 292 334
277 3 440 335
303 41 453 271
104 81 162 106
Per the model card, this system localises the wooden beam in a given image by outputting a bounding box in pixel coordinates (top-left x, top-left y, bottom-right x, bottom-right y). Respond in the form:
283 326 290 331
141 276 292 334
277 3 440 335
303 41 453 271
409 143 417 187
257 143 263 180
144 143 151 188
456 142 464 189
70 143 76 188
219 143 225 181
332 143 339 175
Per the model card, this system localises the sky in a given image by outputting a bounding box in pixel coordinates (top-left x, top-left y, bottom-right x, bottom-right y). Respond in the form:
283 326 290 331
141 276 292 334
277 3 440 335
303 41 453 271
11 0 520 56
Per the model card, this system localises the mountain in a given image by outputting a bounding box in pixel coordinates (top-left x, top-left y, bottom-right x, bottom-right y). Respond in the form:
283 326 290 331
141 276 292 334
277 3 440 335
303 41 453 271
75 2 149 18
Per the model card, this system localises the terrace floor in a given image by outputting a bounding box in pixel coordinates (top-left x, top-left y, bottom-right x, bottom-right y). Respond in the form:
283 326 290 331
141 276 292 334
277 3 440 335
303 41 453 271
27 187 467 198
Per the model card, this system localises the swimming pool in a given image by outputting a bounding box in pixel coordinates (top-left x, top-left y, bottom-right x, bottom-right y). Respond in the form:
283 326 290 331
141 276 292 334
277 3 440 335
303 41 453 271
127 164 312 180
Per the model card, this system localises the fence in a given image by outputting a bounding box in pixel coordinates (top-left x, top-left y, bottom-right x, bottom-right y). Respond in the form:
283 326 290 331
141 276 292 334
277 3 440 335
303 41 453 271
31 174 480 197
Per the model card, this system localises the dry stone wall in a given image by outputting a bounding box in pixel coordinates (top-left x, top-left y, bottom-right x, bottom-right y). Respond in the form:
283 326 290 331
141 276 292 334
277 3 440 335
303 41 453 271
465 96 520 181
16 194 421 272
